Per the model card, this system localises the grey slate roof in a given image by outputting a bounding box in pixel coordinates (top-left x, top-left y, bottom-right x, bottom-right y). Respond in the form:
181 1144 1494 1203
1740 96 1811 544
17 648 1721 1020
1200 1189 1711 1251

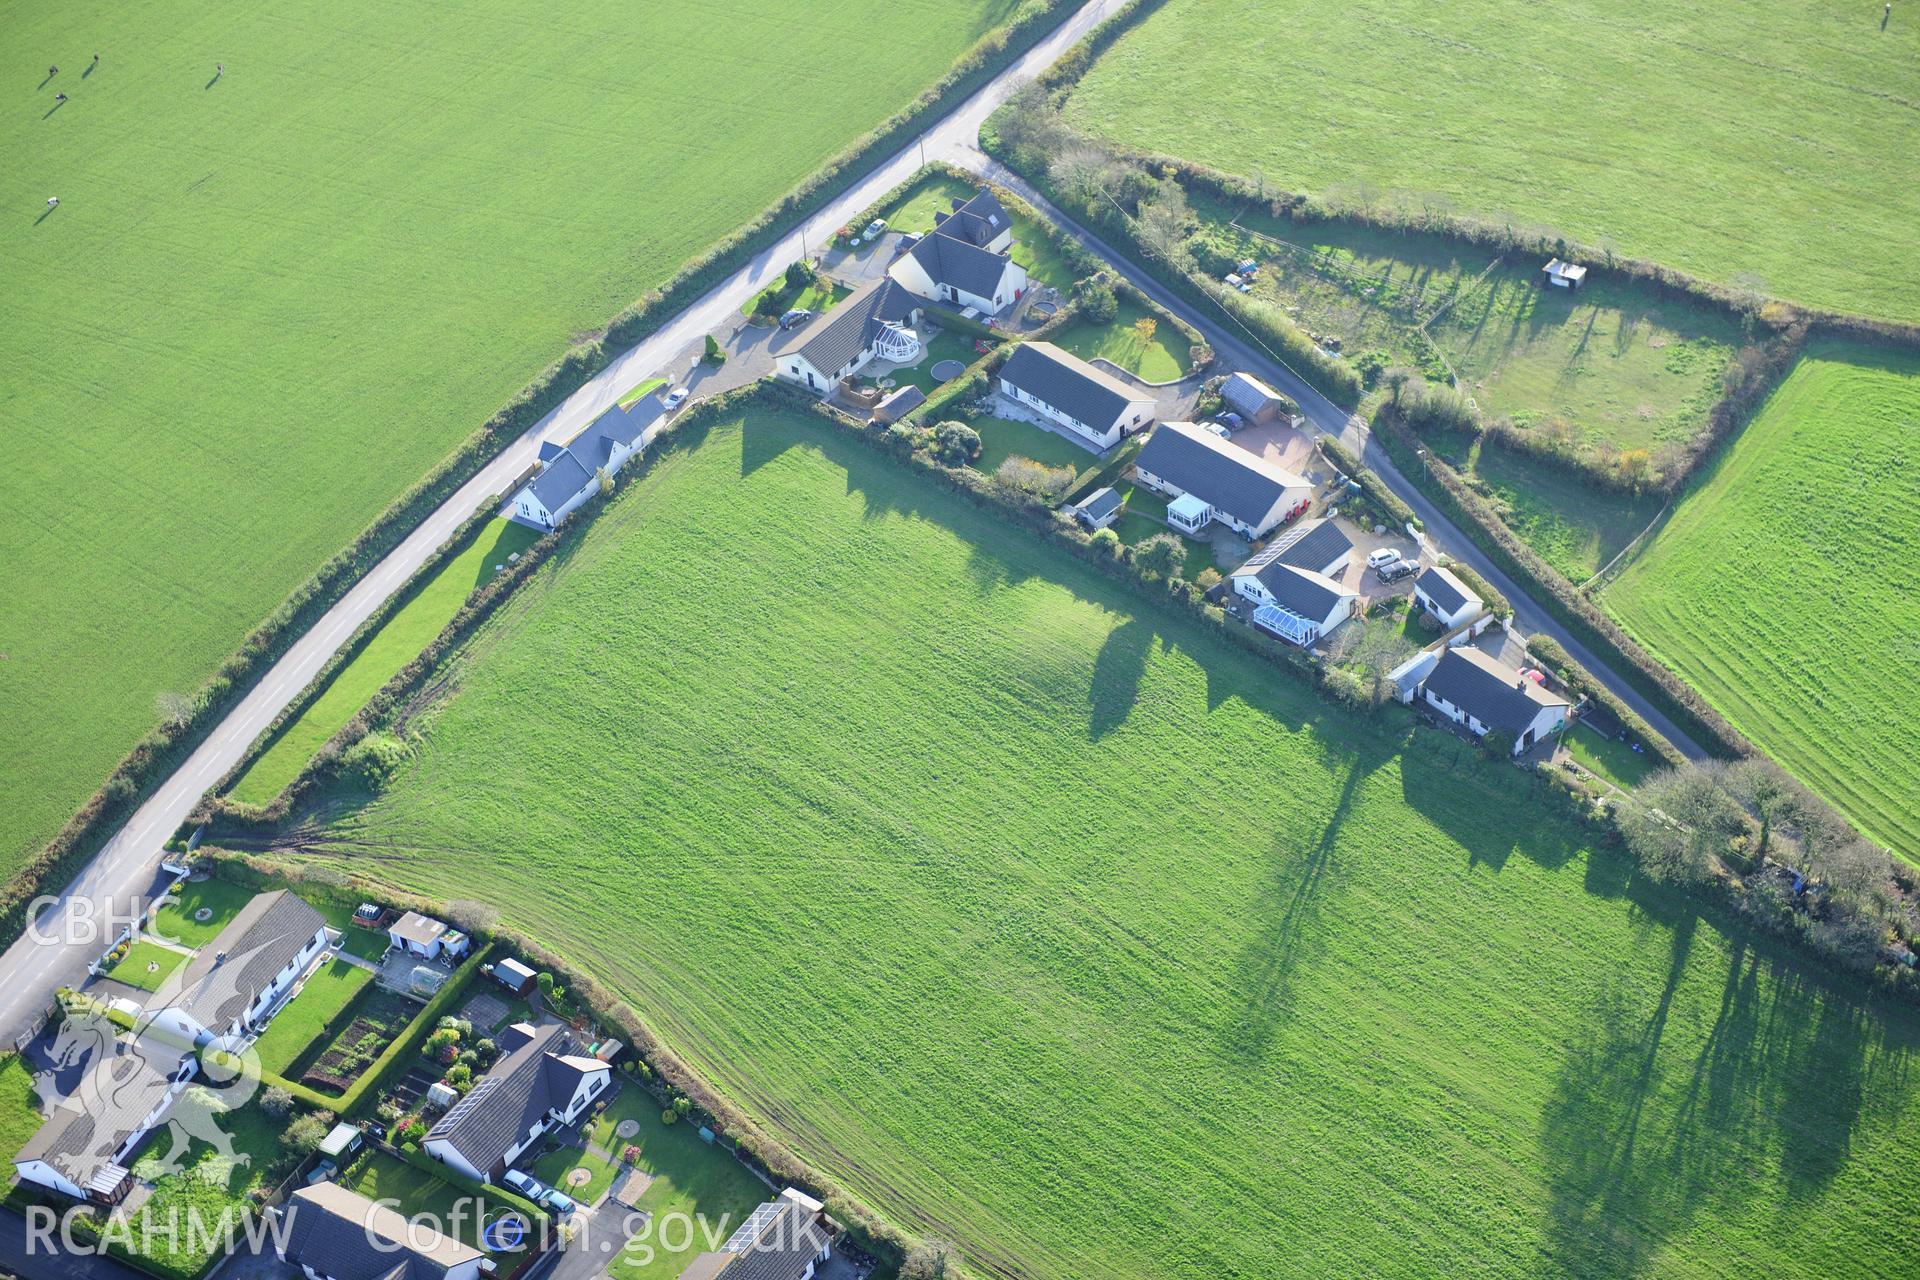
1221 371 1287 417
426 1021 604 1174
904 227 1017 300
15 1039 179 1193
1075 486 1123 522
999 342 1146 432
874 384 925 421
1133 422 1309 528
1423 647 1568 734
715 1196 833 1280
1257 517 1352 575
527 451 593 514
1414 565 1480 616
527 394 665 515
1239 561 1352 624
782 278 920 377
933 188 1010 247
280 1182 484 1280
162 890 325 1034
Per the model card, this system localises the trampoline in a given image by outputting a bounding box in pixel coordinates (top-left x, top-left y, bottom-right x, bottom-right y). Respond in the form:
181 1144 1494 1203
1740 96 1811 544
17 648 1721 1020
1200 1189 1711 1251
929 359 968 382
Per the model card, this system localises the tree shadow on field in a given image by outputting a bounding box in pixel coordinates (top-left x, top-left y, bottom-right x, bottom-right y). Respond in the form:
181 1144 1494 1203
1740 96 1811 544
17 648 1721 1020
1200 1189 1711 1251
1397 723 1581 873
1216 734 1398 1064
1537 897 1918 1278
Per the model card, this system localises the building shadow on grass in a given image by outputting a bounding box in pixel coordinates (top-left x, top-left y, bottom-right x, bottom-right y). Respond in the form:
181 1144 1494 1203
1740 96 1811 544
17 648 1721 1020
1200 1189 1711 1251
1397 722 1581 874
1537 899 1918 1277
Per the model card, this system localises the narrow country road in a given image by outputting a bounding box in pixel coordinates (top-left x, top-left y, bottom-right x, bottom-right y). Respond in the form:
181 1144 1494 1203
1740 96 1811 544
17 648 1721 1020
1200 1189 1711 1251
0 0 1129 1046
968 154 1710 761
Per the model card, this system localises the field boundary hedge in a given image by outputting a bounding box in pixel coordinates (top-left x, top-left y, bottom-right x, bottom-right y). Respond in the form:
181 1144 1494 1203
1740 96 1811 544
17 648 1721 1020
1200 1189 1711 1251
210 498 507 810
0 0 1089 956
1523 634 1687 771
1370 408 1751 760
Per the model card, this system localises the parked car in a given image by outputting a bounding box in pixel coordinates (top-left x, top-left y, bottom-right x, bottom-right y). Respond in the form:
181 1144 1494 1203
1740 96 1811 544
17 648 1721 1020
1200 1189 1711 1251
779 308 814 330
864 218 886 239
1376 560 1418 584
1204 422 1231 439
1216 411 1244 432
542 1189 579 1216
504 1170 549 1201
663 386 689 411
1366 548 1400 568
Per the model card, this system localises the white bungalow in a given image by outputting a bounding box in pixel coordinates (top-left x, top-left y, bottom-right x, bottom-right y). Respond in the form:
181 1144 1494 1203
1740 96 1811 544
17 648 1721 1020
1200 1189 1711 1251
1132 422 1312 539
775 279 924 395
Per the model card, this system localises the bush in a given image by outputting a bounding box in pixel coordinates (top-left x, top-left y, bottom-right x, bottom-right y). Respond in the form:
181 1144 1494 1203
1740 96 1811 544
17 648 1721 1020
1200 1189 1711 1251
1130 533 1186 580
396 1118 427 1146
931 421 982 466
260 1086 294 1119
993 456 1077 500
341 732 409 789
752 287 785 318
283 1111 330 1154
703 333 726 366
1077 277 1118 324
784 258 817 291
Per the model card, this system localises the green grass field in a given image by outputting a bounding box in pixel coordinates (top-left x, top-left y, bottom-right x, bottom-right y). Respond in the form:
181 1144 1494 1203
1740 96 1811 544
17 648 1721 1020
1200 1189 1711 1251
1067 0 1920 321
292 407 1920 1278
0 0 1028 878
251 956 373 1076
1467 439 1668 583
1198 201 1737 457
106 940 187 992
1562 720 1659 792
1605 341 1920 864
1051 296 1193 382
0 1056 42 1165
228 517 541 804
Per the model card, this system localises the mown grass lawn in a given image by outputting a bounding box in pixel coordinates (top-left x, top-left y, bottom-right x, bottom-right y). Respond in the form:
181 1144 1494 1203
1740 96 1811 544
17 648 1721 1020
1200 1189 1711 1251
106 940 187 992
590 1088 770 1280
1050 296 1193 382
531 1138 619 1206
297 406 1920 1278
228 517 542 804
307 897 396 962
883 171 1075 290
0 0 1029 878
148 877 258 950
1562 721 1659 792
1605 340 1920 864
251 956 372 1076
1067 0 1920 321
969 414 1097 476
340 1149 533 1267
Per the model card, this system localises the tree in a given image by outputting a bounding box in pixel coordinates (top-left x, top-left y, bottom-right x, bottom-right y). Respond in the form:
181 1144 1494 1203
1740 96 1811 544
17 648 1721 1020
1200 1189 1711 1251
1131 533 1185 580
703 333 726 366
1619 766 1745 884
784 258 816 291
1131 316 1158 347
753 286 786 318
260 1086 294 1119
1382 367 1415 408
1089 527 1122 558
1132 181 1193 270
931 421 981 466
1194 567 1223 592
1715 758 1791 858
1352 625 1416 708
1077 277 1118 325
900 1239 955 1280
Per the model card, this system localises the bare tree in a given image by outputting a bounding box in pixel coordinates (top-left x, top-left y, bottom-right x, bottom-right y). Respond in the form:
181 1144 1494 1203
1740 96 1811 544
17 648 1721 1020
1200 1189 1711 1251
1714 757 1792 858
1132 182 1193 271
1618 766 1744 884
155 690 198 729
446 899 501 937
1354 625 1416 708
900 1240 955 1280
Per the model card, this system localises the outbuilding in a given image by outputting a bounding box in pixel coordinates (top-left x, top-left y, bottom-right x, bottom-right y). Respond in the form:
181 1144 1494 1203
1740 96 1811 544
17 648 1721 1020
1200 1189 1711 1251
1070 486 1123 531
1412 565 1484 631
388 911 467 961
1542 258 1588 290
491 956 539 997
1220 371 1295 424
